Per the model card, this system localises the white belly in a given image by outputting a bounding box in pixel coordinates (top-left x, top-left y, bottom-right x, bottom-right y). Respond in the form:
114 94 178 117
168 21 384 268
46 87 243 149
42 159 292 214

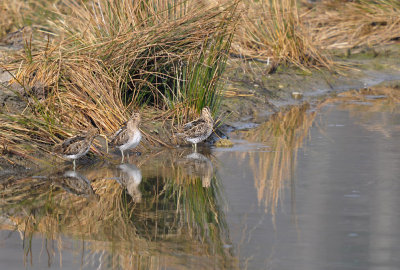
64 145 90 160
119 131 141 151
186 129 212 144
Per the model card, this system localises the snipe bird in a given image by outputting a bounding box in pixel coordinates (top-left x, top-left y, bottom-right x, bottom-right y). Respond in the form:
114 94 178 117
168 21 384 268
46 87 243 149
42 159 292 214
54 128 99 170
177 107 214 152
110 112 141 162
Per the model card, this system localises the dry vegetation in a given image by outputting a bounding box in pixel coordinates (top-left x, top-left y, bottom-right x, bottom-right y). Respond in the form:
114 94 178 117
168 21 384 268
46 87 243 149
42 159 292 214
305 0 400 50
0 0 399 163
231 0 400 69
1 0 238 163
0 1 399 267
0 0 28 37
232 0 333 70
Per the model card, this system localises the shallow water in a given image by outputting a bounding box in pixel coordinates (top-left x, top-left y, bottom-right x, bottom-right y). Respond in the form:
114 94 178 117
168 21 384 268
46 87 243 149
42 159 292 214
0 89 399 269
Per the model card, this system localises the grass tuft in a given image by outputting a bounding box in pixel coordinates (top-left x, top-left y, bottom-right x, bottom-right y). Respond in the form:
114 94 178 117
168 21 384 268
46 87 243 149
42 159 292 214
232 0 333 71
305 0 400 50
1 0 238 161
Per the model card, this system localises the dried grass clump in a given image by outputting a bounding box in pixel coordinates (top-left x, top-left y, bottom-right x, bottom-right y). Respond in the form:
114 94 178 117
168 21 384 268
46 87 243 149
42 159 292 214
0 0 58 38
0 113 68 166
306 0 400 50
1 0 238 161
14 0 237 118
231 0 333 71
0 0 27 37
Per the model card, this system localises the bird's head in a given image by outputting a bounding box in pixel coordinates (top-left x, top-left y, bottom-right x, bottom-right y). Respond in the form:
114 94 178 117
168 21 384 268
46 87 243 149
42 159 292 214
201 107 212 120
88 128 100 137
132 112 141 121
128 111 141 127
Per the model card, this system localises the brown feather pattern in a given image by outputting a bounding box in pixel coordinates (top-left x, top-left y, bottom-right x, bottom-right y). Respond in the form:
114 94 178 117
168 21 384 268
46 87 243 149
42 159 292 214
54 128 99 158
110 126 130 147
109 112 141 162
177 107 214 144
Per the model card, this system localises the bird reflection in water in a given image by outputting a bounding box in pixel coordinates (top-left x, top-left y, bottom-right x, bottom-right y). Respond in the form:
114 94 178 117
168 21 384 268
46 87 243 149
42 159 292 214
117 163 142 202
183 152 214 188
49 170 96 198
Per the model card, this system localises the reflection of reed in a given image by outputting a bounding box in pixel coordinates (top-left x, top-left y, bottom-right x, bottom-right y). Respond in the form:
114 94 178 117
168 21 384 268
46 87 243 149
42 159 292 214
135 149 236 268
0 151 237 269
236 86 399 220
181 152 214 187
49 170 96 198
322 87 400 138
237 104 316 218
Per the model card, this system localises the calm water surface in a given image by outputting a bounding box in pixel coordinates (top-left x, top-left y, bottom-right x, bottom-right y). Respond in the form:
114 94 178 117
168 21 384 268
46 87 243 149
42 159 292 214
0 89 399 269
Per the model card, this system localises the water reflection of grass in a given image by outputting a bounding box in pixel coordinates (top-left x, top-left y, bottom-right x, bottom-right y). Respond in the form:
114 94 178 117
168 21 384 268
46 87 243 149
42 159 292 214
236 104 316 219
323 86 400 111
322 86 400 138
236 86 399 219
0 154 237 269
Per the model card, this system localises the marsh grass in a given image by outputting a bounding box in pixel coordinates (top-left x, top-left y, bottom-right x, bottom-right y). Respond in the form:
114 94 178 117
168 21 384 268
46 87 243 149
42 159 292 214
0 113 65 166
1 0 238 162
0 0 60 38
230 0 400 70
1 0 399 164
232 0 333 71
0 0 29 37
306 0 400 50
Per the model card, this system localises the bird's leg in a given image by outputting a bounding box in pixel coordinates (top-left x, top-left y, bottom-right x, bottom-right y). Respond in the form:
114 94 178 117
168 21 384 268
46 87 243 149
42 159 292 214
194 143 197 153
121 149 124 163
127 152 130 159
102 134 109 153
73 160 76 171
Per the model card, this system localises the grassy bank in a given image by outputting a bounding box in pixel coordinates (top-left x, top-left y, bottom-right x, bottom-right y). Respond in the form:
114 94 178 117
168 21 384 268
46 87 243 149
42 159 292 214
1 0 238 163
0 0 399 165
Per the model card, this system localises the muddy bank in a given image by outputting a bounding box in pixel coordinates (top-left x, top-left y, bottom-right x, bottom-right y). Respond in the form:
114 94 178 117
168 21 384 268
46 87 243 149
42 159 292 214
0 71 27 114
220 44 400 125
1 44 400 174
